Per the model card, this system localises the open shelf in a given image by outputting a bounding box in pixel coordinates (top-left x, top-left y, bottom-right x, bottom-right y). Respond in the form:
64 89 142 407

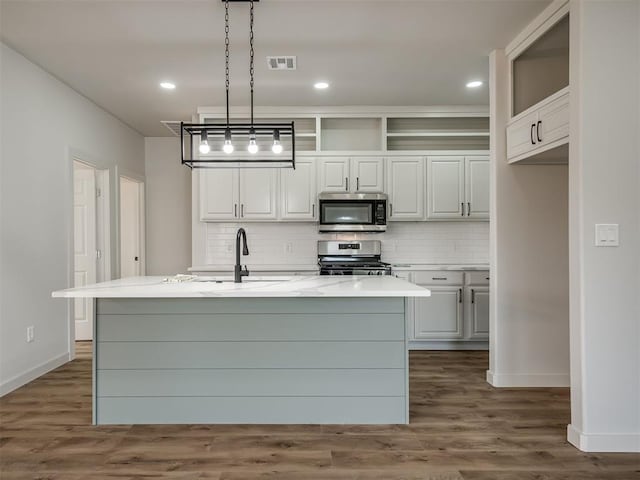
386 116 489 151
321 117 382 151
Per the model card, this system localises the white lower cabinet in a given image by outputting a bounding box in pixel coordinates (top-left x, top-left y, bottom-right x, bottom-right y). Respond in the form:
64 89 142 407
402 270 489 348
414 286 463 340
465 286 489 340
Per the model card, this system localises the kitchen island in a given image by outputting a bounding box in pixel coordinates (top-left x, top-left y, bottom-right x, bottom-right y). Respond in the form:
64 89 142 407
53 275 430 425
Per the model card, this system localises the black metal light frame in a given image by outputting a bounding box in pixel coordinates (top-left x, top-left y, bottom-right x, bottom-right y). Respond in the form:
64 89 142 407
181 121 296 169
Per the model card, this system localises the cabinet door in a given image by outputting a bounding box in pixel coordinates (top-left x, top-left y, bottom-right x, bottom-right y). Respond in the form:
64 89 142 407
506 110 538 160
386 157 425 221
414 286 463 340
318 158 349 193
465 286 489 340
465 156 490 219
426 156 464 219
537 91 569 146
239 169 278 220
199 169 239 221
280 159 317 221
351 157 384 192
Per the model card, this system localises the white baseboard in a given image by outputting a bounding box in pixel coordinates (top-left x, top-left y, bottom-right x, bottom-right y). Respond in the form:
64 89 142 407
568 424 640 452
486 370 569 387
0 352 70 397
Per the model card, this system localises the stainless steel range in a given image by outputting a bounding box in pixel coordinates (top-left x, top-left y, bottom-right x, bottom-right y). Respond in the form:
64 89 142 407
318 240 392 276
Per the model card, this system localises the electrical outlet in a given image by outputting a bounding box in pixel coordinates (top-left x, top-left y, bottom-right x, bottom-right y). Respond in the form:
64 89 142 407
26 326 35 343
284 242 293 254
226 243 233 254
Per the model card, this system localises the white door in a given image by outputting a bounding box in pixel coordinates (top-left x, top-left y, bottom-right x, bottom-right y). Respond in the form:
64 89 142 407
427 156 464 219
73 162 97 341
414 286 463 340
239 169 278 220
200 169 239 221
465 156 490 219
120 176 144 278
351 157 384 192
386 157 425 220
280 159 317 220
318 157 349 193
465 286 490 339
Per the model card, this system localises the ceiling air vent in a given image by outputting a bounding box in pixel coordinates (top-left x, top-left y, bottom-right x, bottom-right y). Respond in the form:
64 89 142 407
266 56 296 70
161 121 182 137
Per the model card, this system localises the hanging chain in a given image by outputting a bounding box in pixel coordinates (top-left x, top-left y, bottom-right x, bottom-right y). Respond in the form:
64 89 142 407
224 0 230 125
249 0 255 125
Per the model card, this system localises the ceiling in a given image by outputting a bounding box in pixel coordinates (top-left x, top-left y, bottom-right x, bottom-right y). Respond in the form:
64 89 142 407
0 0 550 136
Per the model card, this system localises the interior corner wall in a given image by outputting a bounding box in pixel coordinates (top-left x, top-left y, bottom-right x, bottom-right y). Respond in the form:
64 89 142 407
144 137 191 275
489 50 570 388
567 0 640 453
0 43 144 395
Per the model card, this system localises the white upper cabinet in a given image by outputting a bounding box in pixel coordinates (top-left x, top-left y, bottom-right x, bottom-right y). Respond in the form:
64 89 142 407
199 168 277 221
350 157 385 192
280 159 317 221
506 89 569 163
465 156 490 218
200 169 240 221
318 157 349 192
507 12 569 164
427 156 464 218
239 169 278 220
426 155 489 220
386 157 425 221
319 157 384 193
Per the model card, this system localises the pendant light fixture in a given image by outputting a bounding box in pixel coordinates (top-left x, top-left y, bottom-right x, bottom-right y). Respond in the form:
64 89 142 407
181 0 295 169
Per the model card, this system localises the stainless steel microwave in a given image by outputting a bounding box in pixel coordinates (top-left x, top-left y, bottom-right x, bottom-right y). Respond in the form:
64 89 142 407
318 192 387 232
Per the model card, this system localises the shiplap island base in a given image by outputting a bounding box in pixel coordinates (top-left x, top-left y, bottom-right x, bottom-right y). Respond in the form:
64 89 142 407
53 276 430 425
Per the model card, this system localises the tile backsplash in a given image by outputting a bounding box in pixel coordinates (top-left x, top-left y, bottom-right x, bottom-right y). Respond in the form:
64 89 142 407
200 222 489 266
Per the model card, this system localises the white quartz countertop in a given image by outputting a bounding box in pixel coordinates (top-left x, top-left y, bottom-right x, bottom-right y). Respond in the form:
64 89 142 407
391 264 489 271
52 275 431 298
189 265 319 272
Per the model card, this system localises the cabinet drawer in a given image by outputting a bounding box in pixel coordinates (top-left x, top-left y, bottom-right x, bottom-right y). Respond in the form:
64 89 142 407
465 271 490 286
413 271 463 285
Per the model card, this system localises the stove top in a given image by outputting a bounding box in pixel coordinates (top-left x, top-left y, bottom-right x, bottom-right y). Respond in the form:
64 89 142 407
318 240 391 276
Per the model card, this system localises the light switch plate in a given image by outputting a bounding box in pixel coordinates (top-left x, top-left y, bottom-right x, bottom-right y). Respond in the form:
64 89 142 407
595 224 619 247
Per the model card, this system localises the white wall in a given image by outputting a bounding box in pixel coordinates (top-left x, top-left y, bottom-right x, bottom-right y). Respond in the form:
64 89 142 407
0 43 144 395
144 137 191 275
567 0 640 452
489 47 570 388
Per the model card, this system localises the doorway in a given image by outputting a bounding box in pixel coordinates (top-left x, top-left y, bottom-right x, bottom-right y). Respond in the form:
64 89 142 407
72 161 109 341
119 176 145 277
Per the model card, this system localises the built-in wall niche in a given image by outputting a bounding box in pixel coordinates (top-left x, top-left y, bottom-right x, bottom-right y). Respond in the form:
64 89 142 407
512 14 569 117
320 117 382 151
201 116 317 152
386 117 490 151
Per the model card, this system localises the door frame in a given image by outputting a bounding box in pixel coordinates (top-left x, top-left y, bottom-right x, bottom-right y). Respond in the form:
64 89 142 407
117 169 146 278
67 148 111 359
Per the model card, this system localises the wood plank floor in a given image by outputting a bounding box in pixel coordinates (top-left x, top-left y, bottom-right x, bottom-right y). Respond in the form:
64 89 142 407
1 342 638 479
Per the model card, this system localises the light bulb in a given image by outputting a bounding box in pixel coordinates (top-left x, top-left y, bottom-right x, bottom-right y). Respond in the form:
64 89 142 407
199 140 210 154
272 140 283 154
199 131 210 154
248 129 258 154
271 129 283 154
222 129 234 154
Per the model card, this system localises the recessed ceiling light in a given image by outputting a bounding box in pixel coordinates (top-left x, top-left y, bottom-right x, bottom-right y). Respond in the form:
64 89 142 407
314 82 329 90
160 81 176 90
466 81 483 88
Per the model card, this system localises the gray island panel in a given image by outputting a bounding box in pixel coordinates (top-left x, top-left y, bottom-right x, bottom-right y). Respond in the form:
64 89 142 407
94 297 408 425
